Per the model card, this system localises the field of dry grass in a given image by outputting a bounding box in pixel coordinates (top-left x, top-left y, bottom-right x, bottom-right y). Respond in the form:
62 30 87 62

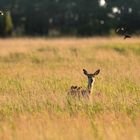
0 37 139 140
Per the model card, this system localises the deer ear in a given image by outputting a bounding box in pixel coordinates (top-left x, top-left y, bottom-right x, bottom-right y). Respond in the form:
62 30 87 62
93 69 100 76
83 69 88 75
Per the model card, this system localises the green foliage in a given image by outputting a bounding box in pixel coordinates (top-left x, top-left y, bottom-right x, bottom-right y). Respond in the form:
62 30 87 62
0 0 140 36
30 55 45 64
0 53 26 63
4 11 13 35
0 11 14 36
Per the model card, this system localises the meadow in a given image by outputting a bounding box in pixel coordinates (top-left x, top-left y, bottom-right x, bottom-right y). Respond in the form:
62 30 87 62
0 37 139 140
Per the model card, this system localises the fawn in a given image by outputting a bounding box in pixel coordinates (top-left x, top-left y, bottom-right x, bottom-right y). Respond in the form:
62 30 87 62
68 69 100 100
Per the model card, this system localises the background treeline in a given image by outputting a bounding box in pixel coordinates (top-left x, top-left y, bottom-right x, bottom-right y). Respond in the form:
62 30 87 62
0 0 140 36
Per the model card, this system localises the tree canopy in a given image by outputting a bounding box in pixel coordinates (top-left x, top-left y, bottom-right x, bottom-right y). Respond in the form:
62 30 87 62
0 0 140 36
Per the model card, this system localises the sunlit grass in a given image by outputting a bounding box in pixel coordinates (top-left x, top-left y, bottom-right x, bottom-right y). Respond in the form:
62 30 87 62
0 37 139 140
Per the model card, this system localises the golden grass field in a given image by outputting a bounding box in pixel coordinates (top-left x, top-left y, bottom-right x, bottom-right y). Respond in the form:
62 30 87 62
0 37 139 140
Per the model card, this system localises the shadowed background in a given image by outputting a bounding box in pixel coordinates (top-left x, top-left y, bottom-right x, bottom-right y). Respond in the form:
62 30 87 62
0 0 140 36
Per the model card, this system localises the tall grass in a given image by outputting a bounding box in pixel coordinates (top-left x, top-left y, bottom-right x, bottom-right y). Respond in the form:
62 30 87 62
0 37 139 140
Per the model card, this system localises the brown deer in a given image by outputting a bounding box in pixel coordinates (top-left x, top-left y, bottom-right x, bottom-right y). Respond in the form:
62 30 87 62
68 69 100 100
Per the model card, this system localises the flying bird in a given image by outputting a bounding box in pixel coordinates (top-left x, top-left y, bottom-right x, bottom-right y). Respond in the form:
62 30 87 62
115 27 124 33
124 34 131 39
115 27 131 39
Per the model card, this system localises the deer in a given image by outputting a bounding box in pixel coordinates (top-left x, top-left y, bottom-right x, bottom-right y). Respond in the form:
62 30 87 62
68 69 100 101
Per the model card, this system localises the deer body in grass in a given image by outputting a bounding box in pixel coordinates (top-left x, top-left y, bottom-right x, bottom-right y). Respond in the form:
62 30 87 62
68 69 100 100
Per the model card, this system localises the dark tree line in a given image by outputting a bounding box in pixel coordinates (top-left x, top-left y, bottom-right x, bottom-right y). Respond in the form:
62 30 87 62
0 0 140 36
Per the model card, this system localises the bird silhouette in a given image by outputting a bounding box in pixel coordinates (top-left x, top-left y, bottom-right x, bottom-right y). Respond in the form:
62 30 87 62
124 34 131 39
115 27 131 39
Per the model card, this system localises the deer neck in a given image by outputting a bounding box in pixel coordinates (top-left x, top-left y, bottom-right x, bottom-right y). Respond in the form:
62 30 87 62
87 78 95 94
